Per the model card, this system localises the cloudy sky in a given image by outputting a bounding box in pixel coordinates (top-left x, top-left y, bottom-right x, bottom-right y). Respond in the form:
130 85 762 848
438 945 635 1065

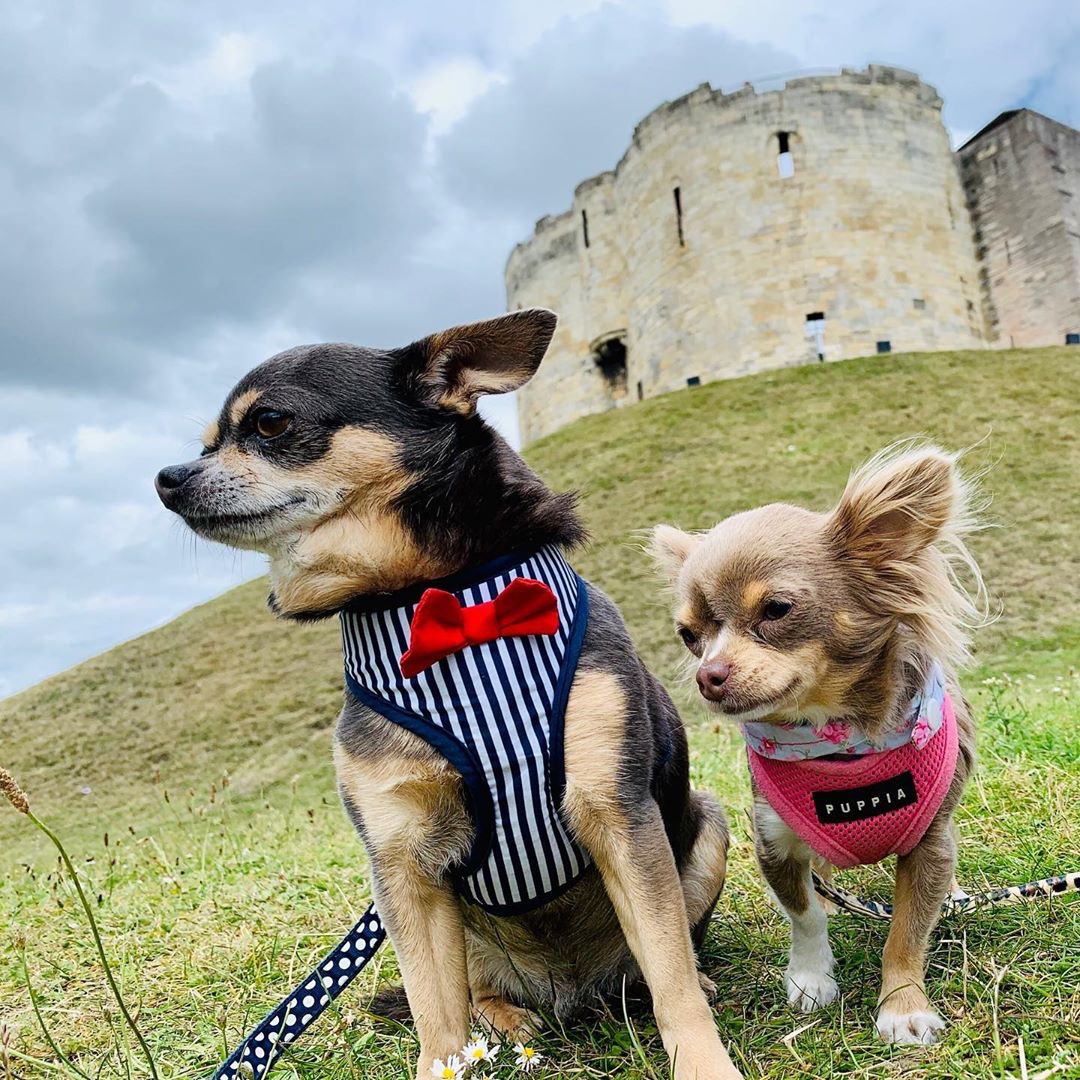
2 0 1077 696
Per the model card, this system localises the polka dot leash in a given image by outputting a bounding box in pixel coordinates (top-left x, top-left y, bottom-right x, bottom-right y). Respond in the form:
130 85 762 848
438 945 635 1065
213 902 386 1079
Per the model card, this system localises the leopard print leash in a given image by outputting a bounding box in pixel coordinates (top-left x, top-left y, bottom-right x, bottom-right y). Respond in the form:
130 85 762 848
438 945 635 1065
812 870 1080 920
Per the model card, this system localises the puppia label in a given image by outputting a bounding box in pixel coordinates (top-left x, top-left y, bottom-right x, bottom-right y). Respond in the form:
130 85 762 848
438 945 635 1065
812 771 917 824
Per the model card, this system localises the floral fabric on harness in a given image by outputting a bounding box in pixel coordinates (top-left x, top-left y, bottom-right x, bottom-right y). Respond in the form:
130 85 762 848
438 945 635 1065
746 664 959 869
743 663 949 760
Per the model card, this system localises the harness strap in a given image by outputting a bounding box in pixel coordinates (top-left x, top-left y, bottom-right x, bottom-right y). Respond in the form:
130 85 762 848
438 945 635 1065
212 903 385 1079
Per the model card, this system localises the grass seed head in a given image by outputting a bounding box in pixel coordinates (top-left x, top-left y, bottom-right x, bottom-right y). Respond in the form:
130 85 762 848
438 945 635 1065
0 766 29 814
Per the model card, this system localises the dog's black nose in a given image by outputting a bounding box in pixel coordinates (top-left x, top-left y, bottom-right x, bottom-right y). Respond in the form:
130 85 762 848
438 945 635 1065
155 462 199 504
696 660 732 701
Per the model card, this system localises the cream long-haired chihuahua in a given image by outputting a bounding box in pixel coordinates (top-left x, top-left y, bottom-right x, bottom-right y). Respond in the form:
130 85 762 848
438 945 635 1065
651 445 985 1045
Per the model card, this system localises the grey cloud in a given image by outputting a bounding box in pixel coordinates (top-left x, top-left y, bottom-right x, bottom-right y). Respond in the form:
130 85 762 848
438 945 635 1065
0 15 434 394
85 60 431 350
437 6 797 218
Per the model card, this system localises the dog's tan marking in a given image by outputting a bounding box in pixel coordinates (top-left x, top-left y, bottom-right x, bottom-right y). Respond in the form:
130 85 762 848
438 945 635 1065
228 389 262 426
201 418 220 450
562 670 627 821
293 427 412 498
215 444 263 478
334 740 472 1077
563 671 741 1080
207 426 439 615
681 789 729 932
334 741 468 867
740 580 771 611
272 512 445 615
216 427 411 504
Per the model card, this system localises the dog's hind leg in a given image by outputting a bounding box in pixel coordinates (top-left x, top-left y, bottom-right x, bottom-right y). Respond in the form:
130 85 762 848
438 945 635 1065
753 799 838 1013
468 968 543 1042
876 821 956 1045
682 790 729 960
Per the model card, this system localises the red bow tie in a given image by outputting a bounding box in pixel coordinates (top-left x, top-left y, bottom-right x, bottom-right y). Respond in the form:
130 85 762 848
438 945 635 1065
399 577 559 677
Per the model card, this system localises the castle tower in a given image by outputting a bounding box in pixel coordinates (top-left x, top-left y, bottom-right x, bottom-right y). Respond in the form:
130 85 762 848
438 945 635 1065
958 109 1080 349
506 66 986 445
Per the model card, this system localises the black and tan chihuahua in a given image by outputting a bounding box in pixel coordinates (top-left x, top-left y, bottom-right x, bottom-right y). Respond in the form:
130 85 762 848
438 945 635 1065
156 309 740 1080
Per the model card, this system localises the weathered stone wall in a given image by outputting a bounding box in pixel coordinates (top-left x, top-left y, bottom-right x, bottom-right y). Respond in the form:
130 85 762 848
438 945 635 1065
959 110 1080 348
507 66 987 445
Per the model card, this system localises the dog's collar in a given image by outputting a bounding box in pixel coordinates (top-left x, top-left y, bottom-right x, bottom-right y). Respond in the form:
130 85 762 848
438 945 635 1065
742 662 948 761
338 548 543 615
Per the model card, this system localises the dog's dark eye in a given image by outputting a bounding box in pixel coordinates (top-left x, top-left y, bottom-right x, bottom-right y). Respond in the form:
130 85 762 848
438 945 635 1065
762 600 793 621
677 626 698 649
253 409 291 439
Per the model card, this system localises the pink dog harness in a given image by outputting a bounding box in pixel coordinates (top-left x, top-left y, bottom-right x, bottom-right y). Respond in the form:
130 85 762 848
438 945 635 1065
746 664 959 869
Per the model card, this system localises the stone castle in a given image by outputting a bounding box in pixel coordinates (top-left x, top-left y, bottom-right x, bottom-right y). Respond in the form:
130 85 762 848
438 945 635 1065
505 65 1080 443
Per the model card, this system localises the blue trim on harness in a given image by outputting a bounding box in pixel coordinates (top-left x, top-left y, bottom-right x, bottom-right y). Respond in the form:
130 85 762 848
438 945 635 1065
343 674 495 879
547 575 588 806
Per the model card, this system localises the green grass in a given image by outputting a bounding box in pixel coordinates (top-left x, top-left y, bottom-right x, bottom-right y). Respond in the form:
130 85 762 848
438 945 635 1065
2 346 1079 1079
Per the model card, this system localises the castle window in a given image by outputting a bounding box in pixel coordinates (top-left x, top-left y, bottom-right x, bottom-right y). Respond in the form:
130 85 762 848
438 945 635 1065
805 312 826 360
913 298 926 310
592 333 628 398
673 186 685 246
686 375 701 387
636 380 644 401
776 131 795 179
876 340 892 354
1067 333 1080 345
581 209 590 249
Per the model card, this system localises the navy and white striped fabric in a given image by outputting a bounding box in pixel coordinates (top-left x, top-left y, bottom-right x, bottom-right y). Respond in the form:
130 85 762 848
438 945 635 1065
340 546 592 916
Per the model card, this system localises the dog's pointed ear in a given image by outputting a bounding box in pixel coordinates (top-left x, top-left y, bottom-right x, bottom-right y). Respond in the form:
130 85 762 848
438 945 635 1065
649 524 700 584
402 308 557 414
827 446 959 566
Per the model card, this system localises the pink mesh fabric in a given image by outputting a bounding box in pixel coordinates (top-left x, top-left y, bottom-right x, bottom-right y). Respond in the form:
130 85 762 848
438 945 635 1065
748 694 959 869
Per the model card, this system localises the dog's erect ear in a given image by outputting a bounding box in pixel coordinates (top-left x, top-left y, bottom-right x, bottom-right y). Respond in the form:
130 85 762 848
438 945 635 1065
404 309 557 414
648 524 700 583
827 446 959 566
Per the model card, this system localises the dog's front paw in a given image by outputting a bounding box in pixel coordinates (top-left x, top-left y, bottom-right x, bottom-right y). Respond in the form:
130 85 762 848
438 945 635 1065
875 1007 946 1045
785 966 839 1012
697 971 718 1000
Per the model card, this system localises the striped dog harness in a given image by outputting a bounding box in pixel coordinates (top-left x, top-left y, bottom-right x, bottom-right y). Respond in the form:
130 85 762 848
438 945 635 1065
340 545 592 915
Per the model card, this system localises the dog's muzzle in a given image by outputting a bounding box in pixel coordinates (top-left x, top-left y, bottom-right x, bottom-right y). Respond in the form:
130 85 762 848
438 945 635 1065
154 460 204 509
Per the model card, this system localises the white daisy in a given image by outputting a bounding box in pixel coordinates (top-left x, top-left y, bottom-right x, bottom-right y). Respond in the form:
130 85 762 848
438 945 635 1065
514 1042 542 1072
463 1034 500 1065
431 1055 465 1079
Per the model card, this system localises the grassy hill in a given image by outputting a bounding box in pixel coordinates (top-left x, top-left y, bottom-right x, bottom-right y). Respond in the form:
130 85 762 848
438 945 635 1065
2 346 1078 1079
